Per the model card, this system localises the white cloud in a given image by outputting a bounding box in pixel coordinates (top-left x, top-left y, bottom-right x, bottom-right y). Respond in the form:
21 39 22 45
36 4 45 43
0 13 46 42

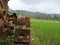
20 0 41 4
8 0 30 10
8 0 60 14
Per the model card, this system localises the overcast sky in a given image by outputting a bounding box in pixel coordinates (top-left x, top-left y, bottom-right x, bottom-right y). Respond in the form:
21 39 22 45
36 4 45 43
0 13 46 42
8 0 60 14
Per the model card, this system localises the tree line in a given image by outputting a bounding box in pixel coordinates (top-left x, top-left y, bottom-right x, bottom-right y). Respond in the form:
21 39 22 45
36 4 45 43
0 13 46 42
9 9 60 21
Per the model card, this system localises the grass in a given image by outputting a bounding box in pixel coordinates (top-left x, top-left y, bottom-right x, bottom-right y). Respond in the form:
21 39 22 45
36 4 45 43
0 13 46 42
0 19 60 45
31 19 60 45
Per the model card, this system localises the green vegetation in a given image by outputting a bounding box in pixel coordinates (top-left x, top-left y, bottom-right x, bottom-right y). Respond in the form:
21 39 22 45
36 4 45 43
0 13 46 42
31 19 60 45
0 35 14 45
9 9 60 21
0 19 60 45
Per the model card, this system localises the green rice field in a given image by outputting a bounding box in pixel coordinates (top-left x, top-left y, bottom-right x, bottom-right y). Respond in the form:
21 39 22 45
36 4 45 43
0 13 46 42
31 19 60 45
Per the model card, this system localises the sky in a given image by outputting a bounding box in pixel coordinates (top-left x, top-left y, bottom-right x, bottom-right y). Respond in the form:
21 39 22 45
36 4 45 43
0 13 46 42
8 0 60 14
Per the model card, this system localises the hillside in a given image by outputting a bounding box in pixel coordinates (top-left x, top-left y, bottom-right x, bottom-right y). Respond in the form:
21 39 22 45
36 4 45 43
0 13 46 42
9 9 60 21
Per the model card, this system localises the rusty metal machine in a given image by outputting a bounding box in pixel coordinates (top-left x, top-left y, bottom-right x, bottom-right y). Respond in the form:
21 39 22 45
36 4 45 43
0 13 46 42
0 0 31 45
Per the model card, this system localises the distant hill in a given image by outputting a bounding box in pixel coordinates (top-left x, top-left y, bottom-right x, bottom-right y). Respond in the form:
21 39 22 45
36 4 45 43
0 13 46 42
8 9 60 21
